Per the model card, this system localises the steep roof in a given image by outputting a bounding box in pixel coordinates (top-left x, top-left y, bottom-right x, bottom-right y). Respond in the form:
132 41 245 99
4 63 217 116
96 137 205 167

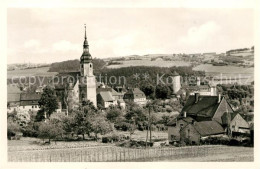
20 93 41 101
99 91 115 102
167 116 195 126
7 85 22 94
193 121 225 136
8 94 21 102
181 95 223 118
124 88 146 99
7 85 22 102
97 87 112 94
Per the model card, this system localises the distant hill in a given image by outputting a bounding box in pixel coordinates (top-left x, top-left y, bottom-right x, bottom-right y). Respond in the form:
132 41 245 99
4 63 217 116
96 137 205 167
48 59 106 73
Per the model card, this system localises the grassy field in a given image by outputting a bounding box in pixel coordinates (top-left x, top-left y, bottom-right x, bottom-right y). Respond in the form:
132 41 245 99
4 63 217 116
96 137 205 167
8 144 253 162
8 131 168 151
7 67 58 79
106 60 191 69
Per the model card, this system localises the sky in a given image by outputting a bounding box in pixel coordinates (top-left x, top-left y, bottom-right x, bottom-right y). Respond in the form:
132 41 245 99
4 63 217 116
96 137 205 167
7 8 254 64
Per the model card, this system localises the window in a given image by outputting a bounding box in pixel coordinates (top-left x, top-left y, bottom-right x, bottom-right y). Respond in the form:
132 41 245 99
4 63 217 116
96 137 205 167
171 135 176 140
172 123 176 127
81 65 83 68
90 64 92 68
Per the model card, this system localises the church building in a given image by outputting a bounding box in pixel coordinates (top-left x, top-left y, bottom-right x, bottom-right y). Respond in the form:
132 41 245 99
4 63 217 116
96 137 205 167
78 25 97 107
52 25 97 111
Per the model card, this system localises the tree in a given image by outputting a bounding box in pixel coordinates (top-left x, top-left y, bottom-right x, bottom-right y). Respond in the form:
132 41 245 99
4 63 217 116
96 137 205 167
71 100 97 139
140 83 155 98
90 113 114 141
7 120 20 139
37 118 64 143
37 86 58 120
106 107 123 123
16 109 31 128
155 85 170 99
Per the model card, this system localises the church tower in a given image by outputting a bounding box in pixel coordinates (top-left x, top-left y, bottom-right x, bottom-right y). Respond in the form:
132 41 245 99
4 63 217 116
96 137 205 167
79 25 97 107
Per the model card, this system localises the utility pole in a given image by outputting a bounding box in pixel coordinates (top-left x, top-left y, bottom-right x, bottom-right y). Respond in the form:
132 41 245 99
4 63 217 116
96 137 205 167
146 106 150 148
149 105 152 144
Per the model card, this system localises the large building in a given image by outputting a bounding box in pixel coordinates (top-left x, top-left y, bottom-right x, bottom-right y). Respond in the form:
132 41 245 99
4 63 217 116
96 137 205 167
78 25 97 107
167 93 249 144
123 88 147 105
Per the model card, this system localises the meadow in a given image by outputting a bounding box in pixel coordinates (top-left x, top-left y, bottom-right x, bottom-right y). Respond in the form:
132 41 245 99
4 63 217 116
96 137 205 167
106 60 191 69
7 67 58 79
8 144 253 162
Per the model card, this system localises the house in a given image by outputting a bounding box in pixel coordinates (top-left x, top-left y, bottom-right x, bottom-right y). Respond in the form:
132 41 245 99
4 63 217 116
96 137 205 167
168 93 235 142
97 91 117 108
221 112 250 135
123 88 147 105
167 115 195 142
20 93 41 111
180 121 225 145
184 84 217 96
180 94 233 124
7 85 22 113
97 86 126 109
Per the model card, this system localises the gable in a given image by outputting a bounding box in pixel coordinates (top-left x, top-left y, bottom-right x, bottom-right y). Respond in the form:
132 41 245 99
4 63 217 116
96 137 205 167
230 113 249 128
213 98 234 124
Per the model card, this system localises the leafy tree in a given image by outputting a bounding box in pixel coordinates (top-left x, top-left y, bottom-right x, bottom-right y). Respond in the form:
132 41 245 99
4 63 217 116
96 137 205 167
37 86 58 120
155 85 170 99
16 109 31 128
7 120 20 139
106 107 123 123
140 83 155 98
38 118 64 143
71 100 97 139
90 113 114 140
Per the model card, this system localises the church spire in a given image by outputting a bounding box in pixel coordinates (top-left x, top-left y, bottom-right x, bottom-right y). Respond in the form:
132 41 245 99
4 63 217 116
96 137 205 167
84 24 87 40
83 24 89 48
80 24 92 63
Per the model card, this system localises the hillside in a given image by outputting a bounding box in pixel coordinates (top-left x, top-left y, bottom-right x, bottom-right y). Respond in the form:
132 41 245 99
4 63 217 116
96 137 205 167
48 59 106 73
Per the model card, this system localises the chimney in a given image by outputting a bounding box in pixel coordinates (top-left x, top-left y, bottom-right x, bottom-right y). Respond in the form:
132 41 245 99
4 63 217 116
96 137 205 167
197 77 200 86
218 93 221 103
195 93 200 103
183 111 187 118
192 119 195 125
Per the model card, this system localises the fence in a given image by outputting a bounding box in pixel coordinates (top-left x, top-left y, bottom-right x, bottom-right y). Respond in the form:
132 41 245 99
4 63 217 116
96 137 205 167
8 145 242 162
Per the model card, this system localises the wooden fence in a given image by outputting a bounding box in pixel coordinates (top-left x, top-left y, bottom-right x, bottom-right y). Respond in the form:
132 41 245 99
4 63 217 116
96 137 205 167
8 145 236 162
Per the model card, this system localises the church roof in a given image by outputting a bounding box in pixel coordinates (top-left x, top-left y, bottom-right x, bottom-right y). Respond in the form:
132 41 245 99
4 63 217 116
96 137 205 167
52 72 80 89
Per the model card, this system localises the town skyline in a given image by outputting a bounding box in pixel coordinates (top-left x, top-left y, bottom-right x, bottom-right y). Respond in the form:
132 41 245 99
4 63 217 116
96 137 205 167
8 8 254 64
